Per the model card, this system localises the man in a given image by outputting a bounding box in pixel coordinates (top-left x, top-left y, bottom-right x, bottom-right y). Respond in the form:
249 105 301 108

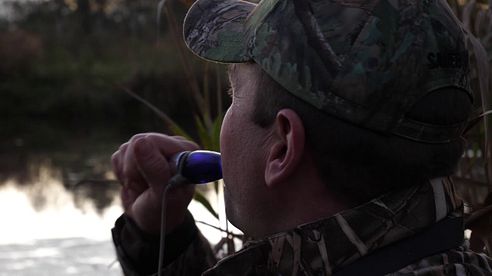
111 0 492 275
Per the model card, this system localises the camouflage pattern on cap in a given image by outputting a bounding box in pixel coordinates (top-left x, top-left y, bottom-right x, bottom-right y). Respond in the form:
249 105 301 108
184 0 475 143
184 0 255 63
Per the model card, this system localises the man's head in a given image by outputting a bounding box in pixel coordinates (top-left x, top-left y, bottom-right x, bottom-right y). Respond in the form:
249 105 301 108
221 63 352 236
183 0 475 235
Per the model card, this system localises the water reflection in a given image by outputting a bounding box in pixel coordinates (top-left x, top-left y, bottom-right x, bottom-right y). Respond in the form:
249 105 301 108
0 118 136 212
0 237 122 275
0 119 137 275
0 165 122 244
0 163 124 274
0 153 233 274
0 118 237 274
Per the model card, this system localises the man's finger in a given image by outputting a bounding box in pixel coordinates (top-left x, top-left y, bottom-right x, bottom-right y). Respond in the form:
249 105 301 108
120 133 148 180
122 139 145 184
111 151 124 184
146 134 200 157
133 136 172 193
120 186 138 213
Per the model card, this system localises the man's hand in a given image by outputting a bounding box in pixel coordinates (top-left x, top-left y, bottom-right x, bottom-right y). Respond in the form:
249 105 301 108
111 133 199 235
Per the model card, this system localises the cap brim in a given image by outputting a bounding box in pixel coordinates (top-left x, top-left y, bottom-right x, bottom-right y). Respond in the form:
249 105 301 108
183 0 256 63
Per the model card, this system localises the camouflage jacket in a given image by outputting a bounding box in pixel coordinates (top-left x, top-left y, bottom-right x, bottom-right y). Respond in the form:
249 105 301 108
112 178 492 275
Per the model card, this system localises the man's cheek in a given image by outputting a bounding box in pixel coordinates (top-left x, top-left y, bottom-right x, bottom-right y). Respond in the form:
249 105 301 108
219 112 232 152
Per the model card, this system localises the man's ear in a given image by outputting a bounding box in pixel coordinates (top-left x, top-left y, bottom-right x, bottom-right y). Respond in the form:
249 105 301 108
265 109 305 188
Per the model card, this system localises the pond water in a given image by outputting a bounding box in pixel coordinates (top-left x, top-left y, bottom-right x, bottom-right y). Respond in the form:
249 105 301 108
0 170 226 275
0 179 228 275
0 118 233 275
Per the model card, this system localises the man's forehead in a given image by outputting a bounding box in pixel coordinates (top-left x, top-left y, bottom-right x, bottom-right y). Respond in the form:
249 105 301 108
227 64 238 82
227 64 246 89
226 63 261 96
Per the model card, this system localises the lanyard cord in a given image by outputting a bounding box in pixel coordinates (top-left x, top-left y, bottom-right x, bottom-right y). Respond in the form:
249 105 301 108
155 150 221 275
157 175 187 276
157 184 170 276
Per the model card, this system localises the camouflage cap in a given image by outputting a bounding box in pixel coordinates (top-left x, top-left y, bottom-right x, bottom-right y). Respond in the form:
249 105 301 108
184 0 474 143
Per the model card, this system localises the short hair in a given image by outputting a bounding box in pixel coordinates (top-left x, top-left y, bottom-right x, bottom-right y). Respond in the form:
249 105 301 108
249 64 472 203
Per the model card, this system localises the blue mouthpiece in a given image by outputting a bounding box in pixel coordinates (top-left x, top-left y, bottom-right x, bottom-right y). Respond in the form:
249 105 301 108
173 150 222 184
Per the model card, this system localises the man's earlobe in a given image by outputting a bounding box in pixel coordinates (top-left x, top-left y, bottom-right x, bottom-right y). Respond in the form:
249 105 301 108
264 109 305 188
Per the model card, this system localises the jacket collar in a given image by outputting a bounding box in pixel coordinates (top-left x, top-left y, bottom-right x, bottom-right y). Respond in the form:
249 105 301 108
205 177 462 276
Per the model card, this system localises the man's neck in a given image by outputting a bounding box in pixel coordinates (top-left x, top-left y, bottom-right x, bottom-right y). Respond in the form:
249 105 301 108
219 178 463 276
252 173 353 238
